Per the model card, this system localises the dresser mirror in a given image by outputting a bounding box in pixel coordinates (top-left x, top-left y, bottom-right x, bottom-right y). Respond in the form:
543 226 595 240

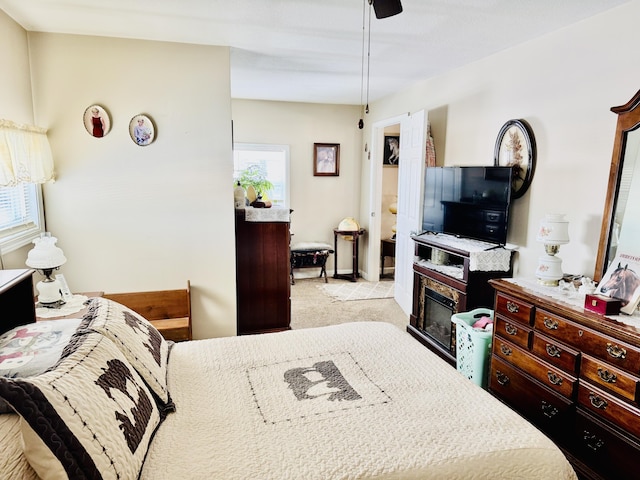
594 89 640 282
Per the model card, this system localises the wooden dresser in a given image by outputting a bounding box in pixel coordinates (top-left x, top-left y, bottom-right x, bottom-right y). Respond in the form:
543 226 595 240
235 210 291 335
489 278 640 480
0 269 35 334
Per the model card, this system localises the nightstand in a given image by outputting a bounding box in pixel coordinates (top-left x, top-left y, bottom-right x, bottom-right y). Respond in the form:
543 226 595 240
380 238 396 278
0 269 36 333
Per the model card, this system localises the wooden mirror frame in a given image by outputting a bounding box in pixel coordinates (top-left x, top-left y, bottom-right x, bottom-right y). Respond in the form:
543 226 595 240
594 89 640 282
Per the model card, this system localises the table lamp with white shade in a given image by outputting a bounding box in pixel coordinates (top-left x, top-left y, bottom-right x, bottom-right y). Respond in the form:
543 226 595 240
25 233 67 306
535 214 570 286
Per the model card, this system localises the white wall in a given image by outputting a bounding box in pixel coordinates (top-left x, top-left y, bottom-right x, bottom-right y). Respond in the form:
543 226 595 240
27 33 236 339
362 1 640 282
4 2 640 336
231 99 363 273
0 10 38 268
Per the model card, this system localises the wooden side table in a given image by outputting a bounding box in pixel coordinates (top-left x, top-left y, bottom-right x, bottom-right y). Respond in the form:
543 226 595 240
380 238 396 278
333 228 366 282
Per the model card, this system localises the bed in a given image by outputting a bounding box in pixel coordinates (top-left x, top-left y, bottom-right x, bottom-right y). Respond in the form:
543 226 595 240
0 297 577 479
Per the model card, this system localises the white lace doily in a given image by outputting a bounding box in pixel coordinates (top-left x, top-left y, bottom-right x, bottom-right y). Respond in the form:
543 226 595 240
507 278 640 329
244 207 290 222
414 233 514 272
36 294 89 319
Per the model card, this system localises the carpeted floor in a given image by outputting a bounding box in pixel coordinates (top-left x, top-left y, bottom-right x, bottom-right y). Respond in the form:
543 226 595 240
290 277 409 331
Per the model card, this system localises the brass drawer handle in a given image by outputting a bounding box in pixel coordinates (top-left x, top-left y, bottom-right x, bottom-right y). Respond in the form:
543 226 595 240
506 301 519 313
547 371 563 386
541 401 558 419
495 371 510 386
504 323 518 336
597 367 617 383
545 344 561 358
500 344 512 356
583 431 605 452
589 393 608 410
606 343 627 359
543 317 559 330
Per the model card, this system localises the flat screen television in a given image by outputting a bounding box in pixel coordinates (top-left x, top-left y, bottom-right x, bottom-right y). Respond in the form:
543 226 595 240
421 166 514 245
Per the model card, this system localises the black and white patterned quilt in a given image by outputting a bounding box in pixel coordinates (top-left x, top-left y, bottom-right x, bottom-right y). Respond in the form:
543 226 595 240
140 322 577 480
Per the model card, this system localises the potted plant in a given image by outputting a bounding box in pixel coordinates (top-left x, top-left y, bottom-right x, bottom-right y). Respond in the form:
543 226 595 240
235 165 274 200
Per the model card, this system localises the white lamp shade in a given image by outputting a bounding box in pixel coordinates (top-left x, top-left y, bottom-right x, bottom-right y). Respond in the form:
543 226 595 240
536 214 569 245
26 234 67 269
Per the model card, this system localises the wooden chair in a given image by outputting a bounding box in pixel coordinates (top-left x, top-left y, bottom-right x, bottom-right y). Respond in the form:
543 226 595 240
104 281 191 342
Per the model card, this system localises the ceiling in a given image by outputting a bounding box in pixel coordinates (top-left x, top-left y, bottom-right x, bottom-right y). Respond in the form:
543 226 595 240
0 0 629 105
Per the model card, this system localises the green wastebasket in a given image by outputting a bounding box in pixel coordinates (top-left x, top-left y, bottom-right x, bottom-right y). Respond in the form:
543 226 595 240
451 308 494 389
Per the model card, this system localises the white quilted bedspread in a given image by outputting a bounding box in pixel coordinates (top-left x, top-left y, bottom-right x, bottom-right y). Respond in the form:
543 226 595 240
141 322 577 480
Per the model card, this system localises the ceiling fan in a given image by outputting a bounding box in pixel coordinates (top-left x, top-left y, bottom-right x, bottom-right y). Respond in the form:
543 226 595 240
358 0 403 129
371 0 403 19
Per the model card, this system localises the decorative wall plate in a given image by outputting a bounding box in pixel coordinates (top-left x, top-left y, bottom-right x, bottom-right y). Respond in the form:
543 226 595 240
493 119 536 199
83 105 111 138
129 114 155 146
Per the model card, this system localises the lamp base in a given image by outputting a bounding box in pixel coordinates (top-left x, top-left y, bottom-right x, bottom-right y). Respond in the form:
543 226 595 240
536 254 564 286
35 278 64 307
36 299 66 309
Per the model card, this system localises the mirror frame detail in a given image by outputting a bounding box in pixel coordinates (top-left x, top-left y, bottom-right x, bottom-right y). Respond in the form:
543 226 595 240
595 89 640 282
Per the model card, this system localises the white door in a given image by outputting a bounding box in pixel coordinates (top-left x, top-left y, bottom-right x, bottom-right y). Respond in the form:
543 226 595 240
394 110 426 314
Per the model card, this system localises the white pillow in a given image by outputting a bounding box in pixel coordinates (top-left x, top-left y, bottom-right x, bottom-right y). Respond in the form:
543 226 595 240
0 332 161 479
83 297 172 408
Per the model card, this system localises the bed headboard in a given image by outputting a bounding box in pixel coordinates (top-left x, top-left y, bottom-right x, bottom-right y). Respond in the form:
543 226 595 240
0 269 37 336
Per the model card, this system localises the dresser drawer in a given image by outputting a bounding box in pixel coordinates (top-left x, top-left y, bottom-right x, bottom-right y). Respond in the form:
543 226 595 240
574 409 640 480
531 332 580 375
490 356 573 441
580 354 640 404
493 338 576 399
535 309 640 375
494 315 532 349
495 292 533 326
578 382 640 440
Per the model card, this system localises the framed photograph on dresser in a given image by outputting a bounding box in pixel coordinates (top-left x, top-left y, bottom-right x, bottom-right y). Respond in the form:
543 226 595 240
596 252 640 315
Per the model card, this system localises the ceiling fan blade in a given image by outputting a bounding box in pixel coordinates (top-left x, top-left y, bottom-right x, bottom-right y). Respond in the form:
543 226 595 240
371 0 403 19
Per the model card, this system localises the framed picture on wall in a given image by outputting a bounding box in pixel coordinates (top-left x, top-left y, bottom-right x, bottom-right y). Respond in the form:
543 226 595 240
493 119 536 199
313 143 340 176
383 135 400 166
83 104 111 138
129 114 156 146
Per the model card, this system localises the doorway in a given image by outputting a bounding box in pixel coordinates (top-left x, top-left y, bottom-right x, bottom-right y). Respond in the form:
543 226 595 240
367 111 426 315
366 114 407 285
380 125 400 278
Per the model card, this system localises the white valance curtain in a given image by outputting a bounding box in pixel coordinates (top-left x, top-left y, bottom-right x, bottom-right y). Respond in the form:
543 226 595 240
0 119 54 187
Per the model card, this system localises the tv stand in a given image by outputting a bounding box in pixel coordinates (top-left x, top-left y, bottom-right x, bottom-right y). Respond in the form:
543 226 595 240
408 233 514 366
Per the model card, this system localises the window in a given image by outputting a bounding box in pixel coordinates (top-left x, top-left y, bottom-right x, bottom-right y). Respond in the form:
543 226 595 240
233 143 290 208
0 184 45 254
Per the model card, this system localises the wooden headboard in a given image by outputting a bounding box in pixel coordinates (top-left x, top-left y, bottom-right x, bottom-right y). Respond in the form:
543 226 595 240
104 281 192 342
